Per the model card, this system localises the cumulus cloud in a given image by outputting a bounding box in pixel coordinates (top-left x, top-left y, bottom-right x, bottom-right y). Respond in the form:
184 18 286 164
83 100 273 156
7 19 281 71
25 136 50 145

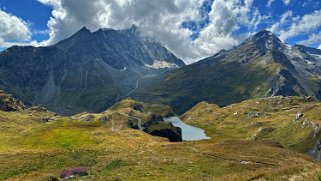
0 9 31 47
37 0 263 63
278 10 321 42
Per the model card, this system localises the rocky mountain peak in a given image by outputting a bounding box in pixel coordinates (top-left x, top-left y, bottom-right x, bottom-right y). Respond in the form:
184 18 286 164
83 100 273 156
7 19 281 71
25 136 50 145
245 29 285 52
72 26 91 37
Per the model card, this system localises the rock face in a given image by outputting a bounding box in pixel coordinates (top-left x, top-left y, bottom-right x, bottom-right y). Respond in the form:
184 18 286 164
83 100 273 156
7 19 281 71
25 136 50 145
0 90 25 111
142 115 182 142
132 30 321 114
146 124 182 142
128 114 182 142
0 26 184 115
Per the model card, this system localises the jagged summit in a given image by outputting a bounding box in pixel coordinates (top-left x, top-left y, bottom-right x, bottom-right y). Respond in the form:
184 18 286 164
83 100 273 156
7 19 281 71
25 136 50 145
244 29 284 52
131 28 321 115
71 26 92 36
0 26 184 115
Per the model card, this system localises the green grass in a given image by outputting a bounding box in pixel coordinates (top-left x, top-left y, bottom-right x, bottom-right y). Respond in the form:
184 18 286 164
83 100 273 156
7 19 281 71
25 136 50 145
1 97 321 180
23 127 99 149
181 96 321 154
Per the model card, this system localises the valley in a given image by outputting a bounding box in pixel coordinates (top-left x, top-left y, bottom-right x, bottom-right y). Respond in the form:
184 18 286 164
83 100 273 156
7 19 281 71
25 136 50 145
1 27 321 180
1 90 321 180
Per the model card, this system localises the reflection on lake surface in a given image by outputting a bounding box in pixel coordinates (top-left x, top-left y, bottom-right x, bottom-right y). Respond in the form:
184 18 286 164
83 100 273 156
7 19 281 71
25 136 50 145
164 117 210 141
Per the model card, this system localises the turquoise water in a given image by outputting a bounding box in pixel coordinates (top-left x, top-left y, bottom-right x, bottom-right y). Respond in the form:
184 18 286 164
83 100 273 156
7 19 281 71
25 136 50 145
164 117 210 141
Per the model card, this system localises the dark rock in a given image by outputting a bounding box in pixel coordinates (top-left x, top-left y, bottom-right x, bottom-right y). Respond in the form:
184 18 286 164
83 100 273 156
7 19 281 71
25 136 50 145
146 122 182 142
128 118 140 130
142 114 163 127
132 103 143 112
308 139 321 162
0 90 25 111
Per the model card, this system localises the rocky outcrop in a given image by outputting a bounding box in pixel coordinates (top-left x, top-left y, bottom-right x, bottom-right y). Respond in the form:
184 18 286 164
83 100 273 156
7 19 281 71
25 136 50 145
146 123 182 142
128 114 182 142
295 112 303 121
0 90 25 111
302 119 320 138
143 114 182 142
308 139 321 162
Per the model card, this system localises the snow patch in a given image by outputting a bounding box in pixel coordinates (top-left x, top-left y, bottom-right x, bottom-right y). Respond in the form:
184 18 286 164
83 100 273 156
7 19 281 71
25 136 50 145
311 54 321 60
145 60 179 69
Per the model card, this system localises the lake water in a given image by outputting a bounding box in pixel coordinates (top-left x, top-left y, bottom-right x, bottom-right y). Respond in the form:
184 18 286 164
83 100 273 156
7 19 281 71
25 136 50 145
164 117 210 141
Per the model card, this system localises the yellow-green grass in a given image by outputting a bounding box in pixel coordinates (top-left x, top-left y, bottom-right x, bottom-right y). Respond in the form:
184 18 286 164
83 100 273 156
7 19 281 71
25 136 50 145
1 98 321 180
181 96 321 153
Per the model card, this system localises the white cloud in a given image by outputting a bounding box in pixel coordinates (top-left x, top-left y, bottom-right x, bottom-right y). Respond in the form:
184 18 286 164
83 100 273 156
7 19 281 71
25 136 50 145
297 31 321 46
0 9 31 48
279 10 321 42
269 10 293 33
283 0 291 6
37 0 263 63
267 0 274 7
194 0 264 55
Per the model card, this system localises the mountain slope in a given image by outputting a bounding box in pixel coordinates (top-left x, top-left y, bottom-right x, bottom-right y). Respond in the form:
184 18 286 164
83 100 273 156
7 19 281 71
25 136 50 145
1 92 321 180
181 96 321 161
0 26 184 115
131 30 321 114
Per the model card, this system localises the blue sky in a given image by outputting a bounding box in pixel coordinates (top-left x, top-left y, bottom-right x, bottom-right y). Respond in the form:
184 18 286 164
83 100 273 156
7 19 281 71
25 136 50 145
0 0 321 62
181 0 321 46
0 0 51 42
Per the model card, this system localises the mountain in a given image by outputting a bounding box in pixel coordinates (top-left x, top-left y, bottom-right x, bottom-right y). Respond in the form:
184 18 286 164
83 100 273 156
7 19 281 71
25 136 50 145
131 30 321 114
295 44 321 61
0 26 184 115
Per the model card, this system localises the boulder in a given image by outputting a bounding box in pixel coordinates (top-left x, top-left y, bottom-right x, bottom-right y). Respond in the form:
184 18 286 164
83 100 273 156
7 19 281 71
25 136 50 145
145 121 182 142
132 103 144 112
295 112 303 121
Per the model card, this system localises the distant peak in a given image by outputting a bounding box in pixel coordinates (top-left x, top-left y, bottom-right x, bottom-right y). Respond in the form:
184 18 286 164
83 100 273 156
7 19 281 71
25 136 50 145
130 24 139 34
253 29 276 38
243 29 284 52
75 26 91 34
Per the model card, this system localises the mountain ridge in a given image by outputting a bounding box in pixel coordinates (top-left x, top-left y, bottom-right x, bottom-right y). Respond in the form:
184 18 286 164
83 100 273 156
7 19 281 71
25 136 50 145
130 30 321 114
0 26 185 115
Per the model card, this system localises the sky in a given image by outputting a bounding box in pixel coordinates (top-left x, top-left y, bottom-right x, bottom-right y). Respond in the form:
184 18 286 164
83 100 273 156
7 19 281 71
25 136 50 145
0 0 321 63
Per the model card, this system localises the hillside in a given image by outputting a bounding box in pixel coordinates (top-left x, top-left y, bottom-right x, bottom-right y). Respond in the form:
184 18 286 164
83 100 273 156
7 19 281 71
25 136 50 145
132 30 321 114
181 96 321 160
1 92 321 180
0 26 184 115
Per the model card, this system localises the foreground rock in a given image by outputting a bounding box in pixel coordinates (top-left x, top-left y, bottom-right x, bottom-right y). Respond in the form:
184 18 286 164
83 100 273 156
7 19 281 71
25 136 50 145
141 114 182 142
0 90 25 111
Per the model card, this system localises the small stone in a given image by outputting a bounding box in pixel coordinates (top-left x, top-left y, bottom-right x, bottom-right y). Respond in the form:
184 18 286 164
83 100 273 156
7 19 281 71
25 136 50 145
295 112 303 121
303 119 309 126
240 161 250 164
